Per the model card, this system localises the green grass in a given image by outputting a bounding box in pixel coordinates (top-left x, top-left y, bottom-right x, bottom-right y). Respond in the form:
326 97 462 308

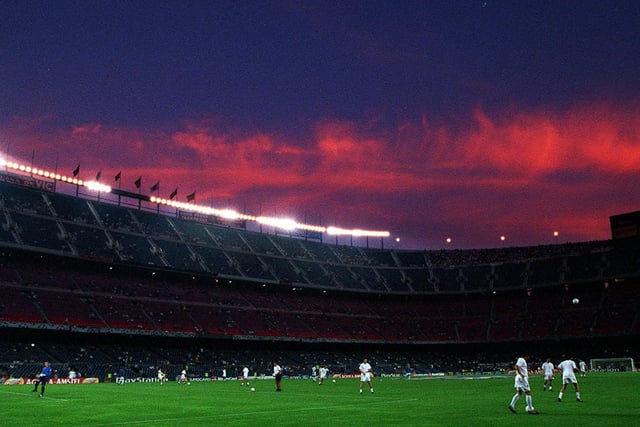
1 372 637 426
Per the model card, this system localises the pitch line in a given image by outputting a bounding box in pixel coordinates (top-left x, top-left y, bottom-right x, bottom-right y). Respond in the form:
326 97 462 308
0 389 69 401
89 397 420 426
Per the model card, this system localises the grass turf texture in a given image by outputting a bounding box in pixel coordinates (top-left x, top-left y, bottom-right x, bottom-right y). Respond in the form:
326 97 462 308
1 372 637 426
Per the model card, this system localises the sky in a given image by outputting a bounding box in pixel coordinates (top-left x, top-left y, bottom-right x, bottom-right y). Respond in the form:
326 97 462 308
1 0 639 249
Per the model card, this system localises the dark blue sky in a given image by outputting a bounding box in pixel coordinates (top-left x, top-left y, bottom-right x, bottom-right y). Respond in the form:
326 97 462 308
2 1 640 248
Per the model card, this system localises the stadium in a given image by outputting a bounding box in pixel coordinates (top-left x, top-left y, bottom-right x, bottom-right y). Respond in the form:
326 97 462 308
0 161 638 425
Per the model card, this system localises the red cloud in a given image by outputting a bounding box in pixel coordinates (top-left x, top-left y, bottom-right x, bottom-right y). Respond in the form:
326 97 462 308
72 123 103 136
2 101 639 248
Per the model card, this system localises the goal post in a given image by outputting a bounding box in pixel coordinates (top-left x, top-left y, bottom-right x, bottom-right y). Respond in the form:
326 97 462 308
589 357 635 372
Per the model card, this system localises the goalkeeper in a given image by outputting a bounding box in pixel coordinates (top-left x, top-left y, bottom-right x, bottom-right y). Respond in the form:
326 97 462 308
33 361 53 397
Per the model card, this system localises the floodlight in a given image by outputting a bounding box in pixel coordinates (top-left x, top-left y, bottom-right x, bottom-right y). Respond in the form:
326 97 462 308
257 216 297 231
84 181 112 193
218 209 241 220
3 156 393 241
326 226 390 238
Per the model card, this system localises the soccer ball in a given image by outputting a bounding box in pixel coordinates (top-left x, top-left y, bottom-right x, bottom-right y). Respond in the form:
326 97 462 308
250 387 256 392
572 298 579 305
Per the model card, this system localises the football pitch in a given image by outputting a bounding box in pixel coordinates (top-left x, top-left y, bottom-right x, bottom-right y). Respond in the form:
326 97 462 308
1 372 637 426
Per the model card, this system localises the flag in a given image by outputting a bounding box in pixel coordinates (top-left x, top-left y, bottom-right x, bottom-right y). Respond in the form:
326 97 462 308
150 181 160 192
114 171 121 181
134 176 141 188
169 188 178 200
186 191 196 202
72 165 80 177
95 170 102 181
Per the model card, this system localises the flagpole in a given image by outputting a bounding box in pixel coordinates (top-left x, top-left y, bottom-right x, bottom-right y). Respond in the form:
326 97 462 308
96 170 102 202
135 176 142 209
114 171 122 205
75 165 79 197
52 154 59 191
170 188 178 218
73 164 80 196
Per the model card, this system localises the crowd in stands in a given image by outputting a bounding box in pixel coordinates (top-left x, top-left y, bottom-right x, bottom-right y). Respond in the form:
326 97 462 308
1 250 638 343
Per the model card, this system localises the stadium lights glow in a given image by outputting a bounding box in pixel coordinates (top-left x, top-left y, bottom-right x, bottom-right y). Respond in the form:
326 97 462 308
0 158 85 187
326 226 390 238
256 216 298 231
1 156 391 239
84 180 112 193
218 209 243 220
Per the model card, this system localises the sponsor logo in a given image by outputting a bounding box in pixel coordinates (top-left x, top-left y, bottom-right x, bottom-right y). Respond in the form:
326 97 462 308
3 377 100 385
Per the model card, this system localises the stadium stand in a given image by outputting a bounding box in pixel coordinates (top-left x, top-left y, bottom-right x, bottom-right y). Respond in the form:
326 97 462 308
1 173 639 382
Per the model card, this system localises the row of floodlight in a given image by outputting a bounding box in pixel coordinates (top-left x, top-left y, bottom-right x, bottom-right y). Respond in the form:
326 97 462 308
0 157 390 238
150 195 388 237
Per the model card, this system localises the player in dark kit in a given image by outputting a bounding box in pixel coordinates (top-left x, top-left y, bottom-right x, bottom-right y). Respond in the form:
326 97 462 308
35 361 52 397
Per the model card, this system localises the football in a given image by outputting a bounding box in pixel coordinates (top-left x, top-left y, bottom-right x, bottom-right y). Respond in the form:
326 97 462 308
250 387 256 392
572 298 579 305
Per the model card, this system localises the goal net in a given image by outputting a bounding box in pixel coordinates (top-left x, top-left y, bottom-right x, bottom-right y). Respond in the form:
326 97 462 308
589 357 635 372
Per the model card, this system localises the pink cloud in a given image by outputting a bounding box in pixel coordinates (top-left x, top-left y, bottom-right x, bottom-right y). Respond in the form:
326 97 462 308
2 101 638 248
71 123 103 136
